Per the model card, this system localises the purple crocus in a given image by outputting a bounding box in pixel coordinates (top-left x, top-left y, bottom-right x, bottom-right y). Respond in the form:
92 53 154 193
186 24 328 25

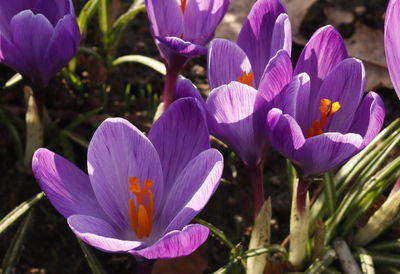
176 0 291 216
265 26 385 178
145 0 230 109
385 0 400 99
0 0 80 88
32 98 223 267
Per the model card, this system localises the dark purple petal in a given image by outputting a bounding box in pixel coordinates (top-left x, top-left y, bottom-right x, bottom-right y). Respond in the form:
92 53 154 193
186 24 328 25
183 0 230 45
298 132 363 176
0 34 29 75
68 215 143 253
349 92 385 148
294 25 348 108
207 38 252 89
258 50 292 102
87 118 164 233
269 13 291 59
317 58 365 133
32 148 106 219
237 0 287 85
32 0 73 26
266 108 306 161
206 82 265 166
144 0 183 37
156 36 207 56
148 98 210 195
129 224 209 259
385 0 400 99
158 149 223 232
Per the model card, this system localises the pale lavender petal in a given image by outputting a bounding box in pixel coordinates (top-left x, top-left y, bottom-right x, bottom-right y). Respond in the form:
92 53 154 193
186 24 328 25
349 92 385 147
206 82 265 166
148 98 210 194
87 118 163 233
385 0 400 99
144 0 183 37
207 38 252 89
258 50 292 102
270 13 292 58
299 133 364 176
237 0 287 85
294 25 348 108
68 215 143 253
317 58 365 133
265 108 306 160
293 73 311 133
183 0 230 45
156 36 207 56
32 148 106 219
159 149 223 232
129 224 209 259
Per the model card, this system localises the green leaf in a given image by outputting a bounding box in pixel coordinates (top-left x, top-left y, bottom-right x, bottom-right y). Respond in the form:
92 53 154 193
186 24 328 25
195 218 235 250
356 248 375 274
77 238 107 274
78 0 100 35
113 55 166 75
66 107 102 131
61 130 89 149
1 210 34 274
0 193 44 234
304 248 337 274
0 109 24 164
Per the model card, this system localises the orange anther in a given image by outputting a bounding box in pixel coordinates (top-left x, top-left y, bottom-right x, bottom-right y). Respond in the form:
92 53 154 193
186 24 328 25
127 177 154 239
307 99 341 138
180 0 187 13
237 71 254 87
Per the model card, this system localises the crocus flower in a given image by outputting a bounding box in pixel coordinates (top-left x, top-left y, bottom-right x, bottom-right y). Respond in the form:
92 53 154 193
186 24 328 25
32 98 223 263
385 0 400 99
0 0 80 88
265 26 385 178
145 0 230 108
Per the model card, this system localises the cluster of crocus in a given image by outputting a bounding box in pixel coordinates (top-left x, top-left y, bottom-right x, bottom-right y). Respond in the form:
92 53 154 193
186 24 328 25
0 0 80 88
32 98 223 261
145 0 230 108
385 0 400 100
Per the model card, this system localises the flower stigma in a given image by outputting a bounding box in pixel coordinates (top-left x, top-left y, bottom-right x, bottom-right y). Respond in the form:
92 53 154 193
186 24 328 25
128 176 154 239
307 99 341 138
237 71 254 87
180 0 187 13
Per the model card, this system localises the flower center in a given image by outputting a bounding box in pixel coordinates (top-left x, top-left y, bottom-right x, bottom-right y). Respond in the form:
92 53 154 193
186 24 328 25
128 176 154 239
307 99 341 138
237 71 254 87
180 0 187 13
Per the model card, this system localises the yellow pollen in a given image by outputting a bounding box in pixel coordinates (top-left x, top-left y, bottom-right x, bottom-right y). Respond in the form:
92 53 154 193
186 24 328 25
180 0 187 13
307 99 341 138
237 71 254 87
128 176 154 239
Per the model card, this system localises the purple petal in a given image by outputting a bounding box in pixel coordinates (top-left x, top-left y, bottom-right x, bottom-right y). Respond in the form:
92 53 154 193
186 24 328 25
207 38 252 89
294 25 348 107
68 215 143 253
317 58 366 133
258 50 293 102
293 73 312 133
0 34 28 75
270 13 292 58
87 118 163 233
237 0 287 85
266 108 306 160
183 0 230 45
159 149 223 232
206 82 265 166
32 0 73 26
156 36 207 56
144 0 183 37
299 133 364 176
349 92 385 148
129 224 209 259
385 0 400 99
175 77 204 104
148 98 210 195
32 148 105 219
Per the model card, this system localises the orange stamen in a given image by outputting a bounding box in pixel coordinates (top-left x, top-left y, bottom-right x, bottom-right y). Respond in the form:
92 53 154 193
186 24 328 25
128 176 154 239
237 71 254 87
307 99 341 138
180 0 187 13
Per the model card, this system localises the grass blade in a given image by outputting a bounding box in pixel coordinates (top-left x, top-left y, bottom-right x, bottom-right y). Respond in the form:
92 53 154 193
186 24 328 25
113 55 166 75
77 238 107 274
